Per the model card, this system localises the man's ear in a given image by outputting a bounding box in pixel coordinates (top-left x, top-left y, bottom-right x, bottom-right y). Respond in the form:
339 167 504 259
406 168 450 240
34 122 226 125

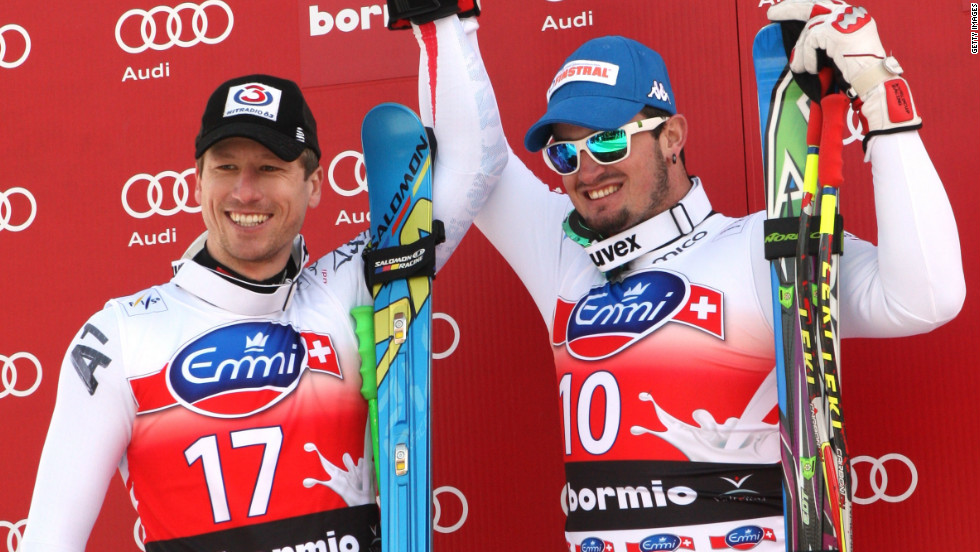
307 165 324 208
662 113 688 155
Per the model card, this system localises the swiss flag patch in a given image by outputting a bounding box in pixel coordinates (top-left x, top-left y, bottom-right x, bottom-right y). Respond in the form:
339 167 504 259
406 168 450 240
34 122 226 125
302 332 342 378
673 284 724 339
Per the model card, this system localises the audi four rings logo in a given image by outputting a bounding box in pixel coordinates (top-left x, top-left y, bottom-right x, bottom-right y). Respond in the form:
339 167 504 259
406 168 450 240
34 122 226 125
1 352 42 399
115 1 234 54
328 150 368 197
433 313 460 360
850 453 918 505
0 187 37 232
122 168 201 219
432 486 468 533
0 24 30 68
2 519 27 552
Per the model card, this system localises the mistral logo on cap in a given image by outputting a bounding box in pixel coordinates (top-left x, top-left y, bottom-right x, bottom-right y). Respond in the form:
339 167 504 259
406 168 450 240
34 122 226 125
224 82 282 121
546 59 619 101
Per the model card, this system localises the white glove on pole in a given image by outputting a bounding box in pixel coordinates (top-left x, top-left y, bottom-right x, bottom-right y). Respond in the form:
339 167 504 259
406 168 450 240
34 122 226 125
768 0 922 145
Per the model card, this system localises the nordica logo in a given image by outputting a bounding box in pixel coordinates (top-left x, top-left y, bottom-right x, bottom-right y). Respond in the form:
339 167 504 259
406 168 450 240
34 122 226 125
765 230 819 243
708 525 777 550
168 321 307 417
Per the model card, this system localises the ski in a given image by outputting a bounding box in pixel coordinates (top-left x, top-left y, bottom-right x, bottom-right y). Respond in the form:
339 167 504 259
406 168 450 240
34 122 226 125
756 22 856 550
753 23 827 551
358 102 441 552
812 93 852 551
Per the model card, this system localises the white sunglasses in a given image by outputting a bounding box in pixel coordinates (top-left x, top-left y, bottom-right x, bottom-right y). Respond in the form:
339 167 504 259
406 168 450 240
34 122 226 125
542 116 669 175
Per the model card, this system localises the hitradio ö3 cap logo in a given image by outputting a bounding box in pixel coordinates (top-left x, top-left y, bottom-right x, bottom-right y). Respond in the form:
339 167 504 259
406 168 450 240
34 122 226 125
115 0 234 54
122 168 200 219
0 24 30 69
1 352 42 399
224 83 282 121
0 187 37 232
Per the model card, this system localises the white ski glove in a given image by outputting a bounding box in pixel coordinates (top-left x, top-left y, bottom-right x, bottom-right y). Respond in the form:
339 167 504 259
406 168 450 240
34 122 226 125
768 0 921 144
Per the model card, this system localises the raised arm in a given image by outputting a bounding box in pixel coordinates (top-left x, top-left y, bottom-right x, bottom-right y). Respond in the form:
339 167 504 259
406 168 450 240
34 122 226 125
769 0 965 336
411 15 507 270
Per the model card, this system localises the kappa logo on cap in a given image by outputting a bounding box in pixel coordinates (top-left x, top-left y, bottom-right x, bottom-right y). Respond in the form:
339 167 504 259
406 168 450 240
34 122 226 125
546 59 619 101
223 82 282 121
648 80 671 103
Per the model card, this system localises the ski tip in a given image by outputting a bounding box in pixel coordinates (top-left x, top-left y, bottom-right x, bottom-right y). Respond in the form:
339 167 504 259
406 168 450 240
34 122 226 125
752 23 781 44
360 102 427 162
361 102 420 131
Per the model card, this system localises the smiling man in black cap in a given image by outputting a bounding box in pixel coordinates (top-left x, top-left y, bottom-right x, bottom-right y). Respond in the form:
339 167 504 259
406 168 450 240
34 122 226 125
21 46 505 551
192 75 325 285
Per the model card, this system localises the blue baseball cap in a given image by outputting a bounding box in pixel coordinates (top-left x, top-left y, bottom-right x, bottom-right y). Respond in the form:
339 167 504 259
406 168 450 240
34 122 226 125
524 36 677 152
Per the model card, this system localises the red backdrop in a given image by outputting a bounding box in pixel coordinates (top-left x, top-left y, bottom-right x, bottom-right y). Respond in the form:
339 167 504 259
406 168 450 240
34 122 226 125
1 1 976 550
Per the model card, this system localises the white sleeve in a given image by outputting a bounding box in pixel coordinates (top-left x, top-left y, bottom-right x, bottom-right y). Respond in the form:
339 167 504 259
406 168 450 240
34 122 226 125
21 308 135 552
475 146 572 320
431 18 571 320
414 16 507 270
839 131 965 338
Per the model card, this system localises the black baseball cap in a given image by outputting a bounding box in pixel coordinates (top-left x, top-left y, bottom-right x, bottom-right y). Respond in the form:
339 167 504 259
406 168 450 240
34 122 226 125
194 74 320 162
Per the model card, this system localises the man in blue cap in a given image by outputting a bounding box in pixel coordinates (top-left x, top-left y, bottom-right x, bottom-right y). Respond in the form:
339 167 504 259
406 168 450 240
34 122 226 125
398 0 964 549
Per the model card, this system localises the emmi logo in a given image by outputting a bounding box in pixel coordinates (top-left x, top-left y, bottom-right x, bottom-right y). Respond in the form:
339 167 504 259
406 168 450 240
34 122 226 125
179 330 297 385
168 321 307 418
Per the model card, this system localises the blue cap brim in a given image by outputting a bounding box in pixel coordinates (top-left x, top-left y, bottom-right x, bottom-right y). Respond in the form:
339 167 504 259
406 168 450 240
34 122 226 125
524 94 646 152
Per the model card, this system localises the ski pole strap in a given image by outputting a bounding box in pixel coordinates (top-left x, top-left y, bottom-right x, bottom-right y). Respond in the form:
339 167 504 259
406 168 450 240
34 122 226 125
763 215 843 260
363 220 446 286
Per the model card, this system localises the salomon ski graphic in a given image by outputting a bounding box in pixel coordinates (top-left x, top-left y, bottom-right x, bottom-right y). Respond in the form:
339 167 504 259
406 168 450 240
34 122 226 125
358 102 441 552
